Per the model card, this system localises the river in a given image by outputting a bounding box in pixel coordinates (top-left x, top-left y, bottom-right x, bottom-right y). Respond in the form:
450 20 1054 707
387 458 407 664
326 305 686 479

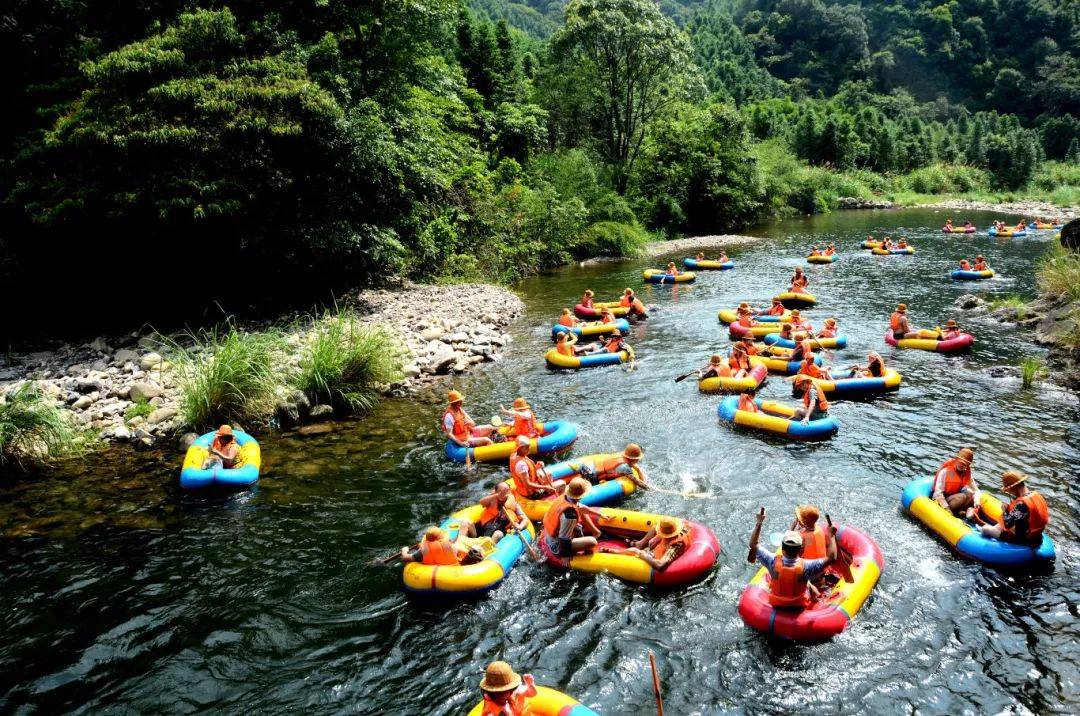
1 208 1076 714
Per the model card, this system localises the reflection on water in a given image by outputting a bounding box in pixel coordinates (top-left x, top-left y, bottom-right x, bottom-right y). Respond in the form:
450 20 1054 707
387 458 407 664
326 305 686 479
1 209 1077 713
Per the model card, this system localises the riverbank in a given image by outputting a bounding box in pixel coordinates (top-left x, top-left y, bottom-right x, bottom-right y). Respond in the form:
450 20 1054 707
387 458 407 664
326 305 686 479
912 198 1079 218
0 282 524 454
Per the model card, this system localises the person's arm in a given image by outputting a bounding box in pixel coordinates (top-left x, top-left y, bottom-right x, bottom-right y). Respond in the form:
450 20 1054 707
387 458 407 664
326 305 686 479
802 391 817 424
931 466 948 505
400 547 423 563
1001 501 1029 533
754 546 776 571
802 557 829 581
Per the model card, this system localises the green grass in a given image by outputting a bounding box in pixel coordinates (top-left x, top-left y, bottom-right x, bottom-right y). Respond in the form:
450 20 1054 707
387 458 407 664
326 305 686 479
988 295 1031 319
1037 244 1080 302
295 311 405 413
166 324 289 431
1019 356 1047 388
0 383 85 471
124 397 154 422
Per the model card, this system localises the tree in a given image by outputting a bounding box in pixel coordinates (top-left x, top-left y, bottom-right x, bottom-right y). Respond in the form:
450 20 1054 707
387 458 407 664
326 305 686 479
548 0 703 189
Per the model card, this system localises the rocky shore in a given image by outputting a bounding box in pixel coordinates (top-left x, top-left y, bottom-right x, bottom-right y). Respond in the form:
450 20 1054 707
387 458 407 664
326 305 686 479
0 282 524 448
915 198 1078 218
837 197 894 210
643 234 762 257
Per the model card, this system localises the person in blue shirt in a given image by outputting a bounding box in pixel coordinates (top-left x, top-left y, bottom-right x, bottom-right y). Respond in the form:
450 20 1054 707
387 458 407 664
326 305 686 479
748 508 837 608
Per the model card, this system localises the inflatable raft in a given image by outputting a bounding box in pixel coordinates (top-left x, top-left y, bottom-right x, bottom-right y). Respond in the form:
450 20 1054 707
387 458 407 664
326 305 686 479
467 686 598 716
950 268 994 281
717 309 790 325
943 226 976 233
698 363 768 394
573 301 629 319
180 430 261 489
684 258 734 270
738 525 884 641
763 333 848 350
643 269 696 284
539 507 720 587
988 226 1028 237
402 504 536 595
885 330 974 353
871 246 915 255
728 321 789 339
748 352 824 376
797 369 902 398
507 453 641 522
551 318 631 340
545 347 630 370
774 292 817 309
862 240 883 249
445 420 579 463
901 477 1055 568
806 254 835 264
717 396 839 441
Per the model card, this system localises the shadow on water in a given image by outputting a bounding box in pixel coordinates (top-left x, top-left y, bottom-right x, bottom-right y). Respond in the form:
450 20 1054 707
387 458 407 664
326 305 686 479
1 209 1078 713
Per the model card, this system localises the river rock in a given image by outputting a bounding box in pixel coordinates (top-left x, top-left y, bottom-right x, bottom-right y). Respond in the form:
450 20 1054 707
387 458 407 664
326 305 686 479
403 364 421 378
113 348 139 364
145 407 177 425
71 395 95 410
420 326 443 341
139 352 163 371
1035 306 1077 345
297 422 335 436
179 432 198 449
954 294 984 310
310 404 334 418
429 344 457 374
129 382 162 402
75 377 102 393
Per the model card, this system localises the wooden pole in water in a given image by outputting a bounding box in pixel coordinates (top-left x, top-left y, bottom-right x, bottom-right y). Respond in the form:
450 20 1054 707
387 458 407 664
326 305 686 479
649 650 664 716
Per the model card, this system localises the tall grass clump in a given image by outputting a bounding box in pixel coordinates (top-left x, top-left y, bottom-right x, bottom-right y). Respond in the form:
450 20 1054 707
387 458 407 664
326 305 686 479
988 295 1030 319
296 312 405 413
1037 244 1080 302
0 384 84 471
167 325 288 430
1019 356 1047 388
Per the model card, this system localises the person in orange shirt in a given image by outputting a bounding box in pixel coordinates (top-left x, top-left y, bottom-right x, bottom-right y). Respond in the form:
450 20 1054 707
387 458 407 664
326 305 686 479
809 246 822 257
557 308 577 327
791 505 829 560
695 252 706 261
500 397 540 438
399 526 466 566
818 318 838 338
762 297 787 316
958 258 972 271
699 354 732 379
729 343 752 378
797 353 831 380
477 661 538 716
941 319 962 340
739 335 760 356
461 482 529 543
824 243 836 256
787 308 811 332
790 267 809 292
737 387 760 413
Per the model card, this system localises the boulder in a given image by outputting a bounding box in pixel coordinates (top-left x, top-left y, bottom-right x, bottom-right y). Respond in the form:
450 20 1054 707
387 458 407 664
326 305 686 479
403 364 421 378
429 344 457 374
128 382 162 402
71 395 95 410
114 349 139 364
954 294 984 310
1035 306 1079 346
420 326 443 341
145 407 178 425
75 377 102 393
179 432 198 449
139 352 163 371
297 422 335 436
309 404 334 418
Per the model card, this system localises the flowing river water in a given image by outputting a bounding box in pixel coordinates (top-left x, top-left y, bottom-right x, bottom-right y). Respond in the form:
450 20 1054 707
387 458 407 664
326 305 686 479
1 209 1077 714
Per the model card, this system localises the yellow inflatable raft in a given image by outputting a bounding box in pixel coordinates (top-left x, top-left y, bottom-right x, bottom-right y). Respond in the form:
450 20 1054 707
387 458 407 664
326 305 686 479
699 363 769 394
467 686 598 716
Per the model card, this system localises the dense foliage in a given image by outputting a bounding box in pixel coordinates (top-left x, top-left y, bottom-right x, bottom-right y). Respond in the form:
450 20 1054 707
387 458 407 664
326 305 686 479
2 0 1077 340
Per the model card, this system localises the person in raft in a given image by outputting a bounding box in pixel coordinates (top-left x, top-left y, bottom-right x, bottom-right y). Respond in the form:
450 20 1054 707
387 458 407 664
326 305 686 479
941 319 963 340
400 526 467 566
792 374 829 424
699 354 732 380
620 516 690 569
749 508 837 609
578 443 656 491
201 424 241 469
554 331 591 357
932 447 980 516
889 303 922 340
944 219 954 231
580 289 595 309
818 317 839 338
973 255 989 271
790 505 829 560
790 266 809 293
797 352 833 381
825 243 836 256
462 482 530 544
976 471 1050 546
958 258 972 271
963 220 974 229
557 308 577 328
619 288 649 318
695 251 706 261
599 309 617 325
1015 220 1027 232
787 308 811 331
898 237 909 249
500 397 539 439
737 387 760 413
739 335 760 356
735 303 758 328
478 661 538 716
762 297 786 316
510 436 561 498
787 335 815 363
716 251 730 263
729 342 753 379
809 246 822 257
847 351 886 378
542 477 602 559
665 261 680 276
443 390 497 448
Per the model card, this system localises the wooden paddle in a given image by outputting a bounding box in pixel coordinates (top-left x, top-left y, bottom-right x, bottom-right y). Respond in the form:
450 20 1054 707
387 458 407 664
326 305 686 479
826 514 854 584
649 650 664 716
505 506 542 562
673 368 700 383
374 543 415 565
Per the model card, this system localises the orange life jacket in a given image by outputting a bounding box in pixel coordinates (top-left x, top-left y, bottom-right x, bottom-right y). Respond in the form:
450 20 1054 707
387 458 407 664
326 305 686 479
557 341 575 357
768 559 809 608
444 408 470 441
1002 492 1049 539
601 313 616 325
810 249 821 256
619 295 632 307
210 436 240 468
959 260 971 270
631 298 647 314
558 315 575 327
936 458 971 495
589 455 631 481
605 337 623 353
420 538 460 566
479 496 507 526
510 454 538 495
799 361 823 379
707 362 733 378
729 352 750 372
889 312 906 332
543 495 580 539
743 343 759 356
651 532 690 561
512 409 538 438
825 247 835 256
481 691 527 716
737 314 754 328
973 260 987 270
819 327 836 338
765 303 786 316
737 394 759 413
802 383 829 413
799 525 828 560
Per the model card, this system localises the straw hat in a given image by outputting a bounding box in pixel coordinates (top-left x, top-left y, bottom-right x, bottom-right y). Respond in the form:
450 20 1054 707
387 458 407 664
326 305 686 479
566 477 590 499
512 397 529 410
781 531 804 548
624 287 634 296
790 309 801 318
424 526 446 542
448 390 465 404
216 424 233 436
1001 470 1028 492
955 447 974 465
585 289 594 297
793 374 814 385
824 318 837 327
657 516 683 539
896 304 907 313
944 319 958 328
622 443 644 461
796 505 820 527
710 354 722 365
738 302 751 310
480 661 522 693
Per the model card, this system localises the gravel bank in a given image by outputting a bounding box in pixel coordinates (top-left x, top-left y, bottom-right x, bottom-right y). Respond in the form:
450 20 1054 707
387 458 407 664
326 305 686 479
914 199 1078 218
643 234 762 257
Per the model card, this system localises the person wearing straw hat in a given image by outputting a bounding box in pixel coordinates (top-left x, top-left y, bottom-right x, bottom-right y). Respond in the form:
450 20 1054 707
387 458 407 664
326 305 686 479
735 303 758 329
599 308 617 325
791 505 828 560
665 261 680 276
579 443 655 491
715 250 730 263
400 526 465 566
889 303 921 339
202 424 241 469
977 471 1050 546
509 436 560 499
500 397 540 439
542 477 601 559
792 374 829 423
762 296 786 316
442 390 496 448
973 255 989 271
818 317 839 338
787 309 811 332
557 308 577 328
847 351 886 378
699 354 733 380
478 661 537 715
463 482 530 544
624 516 691 570
739 335 760 356
825 243 836 256
932 448 980 515
941 319 962 340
